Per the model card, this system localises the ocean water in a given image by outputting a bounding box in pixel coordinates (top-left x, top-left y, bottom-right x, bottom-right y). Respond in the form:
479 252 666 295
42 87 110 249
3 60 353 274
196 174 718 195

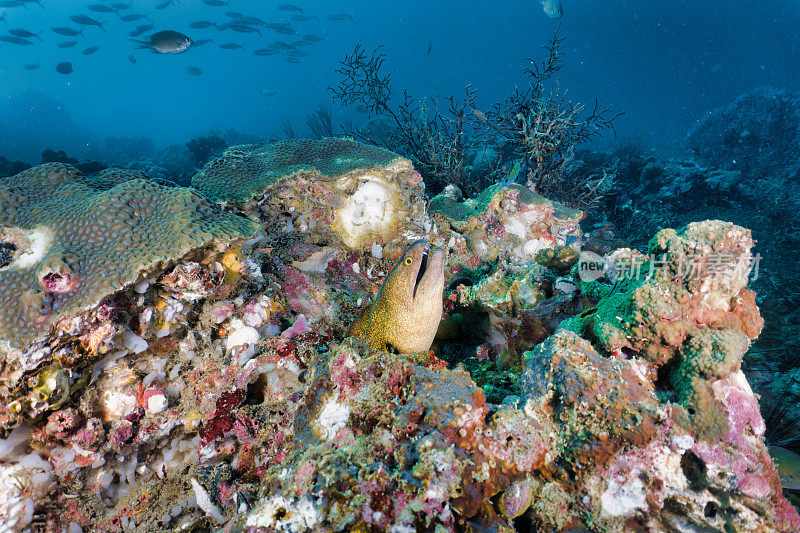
0 0 797 161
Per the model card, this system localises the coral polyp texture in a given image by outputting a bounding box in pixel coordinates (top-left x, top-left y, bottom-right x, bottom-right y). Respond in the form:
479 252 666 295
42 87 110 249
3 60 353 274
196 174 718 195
192 138 423 250
430 182 583 264
0 144 796 532
0 163 258 353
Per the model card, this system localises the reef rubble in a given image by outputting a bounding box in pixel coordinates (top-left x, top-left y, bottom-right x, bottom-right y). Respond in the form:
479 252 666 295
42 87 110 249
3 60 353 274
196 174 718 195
0 138 796 532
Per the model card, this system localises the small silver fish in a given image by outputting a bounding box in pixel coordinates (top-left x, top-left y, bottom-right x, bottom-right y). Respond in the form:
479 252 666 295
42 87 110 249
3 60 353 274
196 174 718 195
135 30 192 54
540 0 563 19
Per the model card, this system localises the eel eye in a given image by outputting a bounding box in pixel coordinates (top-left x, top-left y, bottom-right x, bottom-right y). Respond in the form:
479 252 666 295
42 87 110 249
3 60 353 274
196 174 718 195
404 256 413 265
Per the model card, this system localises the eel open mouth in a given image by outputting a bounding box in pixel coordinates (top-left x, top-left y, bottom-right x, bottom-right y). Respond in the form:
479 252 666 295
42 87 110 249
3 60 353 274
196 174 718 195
412 244 430 298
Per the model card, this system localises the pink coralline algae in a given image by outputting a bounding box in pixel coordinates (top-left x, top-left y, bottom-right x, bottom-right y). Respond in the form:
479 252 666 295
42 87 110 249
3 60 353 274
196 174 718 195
0 141 796 532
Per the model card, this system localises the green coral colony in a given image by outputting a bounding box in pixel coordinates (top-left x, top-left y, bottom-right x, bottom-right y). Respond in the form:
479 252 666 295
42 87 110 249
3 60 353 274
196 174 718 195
0 138 797 532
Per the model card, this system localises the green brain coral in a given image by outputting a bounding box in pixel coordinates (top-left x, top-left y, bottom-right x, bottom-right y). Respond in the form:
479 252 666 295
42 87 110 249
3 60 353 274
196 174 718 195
0 163 259 351
191 138 404 204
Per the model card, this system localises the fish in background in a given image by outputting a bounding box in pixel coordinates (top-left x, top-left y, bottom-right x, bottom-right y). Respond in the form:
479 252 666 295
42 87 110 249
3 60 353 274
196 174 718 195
202 0 227 6
189 21 216 29
133 30 192 54
326 13 353 21
22 63 39 70
120 14 148 22
278 4 302 12
129 23 153 37
155 0 172 9
82 45 100 55
52 26 83 36
70 14 105 31
88 4 116 13
0 35 32 45
260 88 278 96
769 446 800 490
219 42 243 50
0 14 6 24
185 65 202 76
540 0 563 19
128 55 136 63
58 40 78 48
55 61 73 74
9 28 41 41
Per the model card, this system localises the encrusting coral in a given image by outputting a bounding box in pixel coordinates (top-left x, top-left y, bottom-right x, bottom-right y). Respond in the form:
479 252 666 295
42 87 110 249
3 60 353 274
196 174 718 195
0 139 796 532
0 163 258 353
192 138 425 250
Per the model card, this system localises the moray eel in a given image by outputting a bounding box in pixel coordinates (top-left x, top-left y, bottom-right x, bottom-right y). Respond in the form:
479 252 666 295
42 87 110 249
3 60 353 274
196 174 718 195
349 239 445 354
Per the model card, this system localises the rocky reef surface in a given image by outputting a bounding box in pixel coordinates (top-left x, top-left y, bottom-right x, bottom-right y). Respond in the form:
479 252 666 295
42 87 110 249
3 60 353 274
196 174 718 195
0 138 796 532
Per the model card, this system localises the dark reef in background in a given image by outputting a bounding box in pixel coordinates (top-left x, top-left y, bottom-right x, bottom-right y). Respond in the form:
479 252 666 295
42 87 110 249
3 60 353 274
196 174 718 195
41 148 106 175
687 87 800 181
0 156 31 177
186 134 228 168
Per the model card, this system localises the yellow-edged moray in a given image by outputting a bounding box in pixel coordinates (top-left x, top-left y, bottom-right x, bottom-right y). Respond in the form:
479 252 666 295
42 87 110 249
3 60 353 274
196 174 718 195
349 239 445 354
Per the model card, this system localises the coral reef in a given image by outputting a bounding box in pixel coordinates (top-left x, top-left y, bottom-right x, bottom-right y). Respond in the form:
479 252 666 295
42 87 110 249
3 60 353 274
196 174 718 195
40 148 105 175
0 163 258 434
103 137 156 167
192 138 428 251
0 156 31 178
185 134 228 169
0 139 795 532
581 88 800 462
687 86 800 180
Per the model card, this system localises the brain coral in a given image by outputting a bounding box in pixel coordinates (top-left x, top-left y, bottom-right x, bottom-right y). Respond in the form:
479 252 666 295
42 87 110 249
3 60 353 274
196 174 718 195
0 163 258 352
191 138 404 205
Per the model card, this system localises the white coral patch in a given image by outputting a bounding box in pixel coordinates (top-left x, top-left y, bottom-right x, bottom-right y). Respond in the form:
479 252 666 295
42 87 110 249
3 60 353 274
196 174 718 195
601 476 646 517
191 478 224 523
226 325 260 351
100 390 137 420
314 397 350 441
0 459 54 532
335 178 398 249
245 494 322 530
122 330 148 354
3 225 52 270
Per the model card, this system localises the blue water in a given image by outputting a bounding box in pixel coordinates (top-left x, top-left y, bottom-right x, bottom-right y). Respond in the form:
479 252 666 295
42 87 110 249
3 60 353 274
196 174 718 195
0 0 798 162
